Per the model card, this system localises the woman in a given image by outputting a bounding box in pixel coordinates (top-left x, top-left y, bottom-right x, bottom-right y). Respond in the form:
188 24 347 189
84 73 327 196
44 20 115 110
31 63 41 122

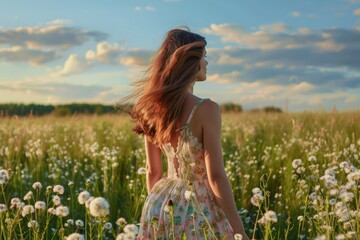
127 27 248 240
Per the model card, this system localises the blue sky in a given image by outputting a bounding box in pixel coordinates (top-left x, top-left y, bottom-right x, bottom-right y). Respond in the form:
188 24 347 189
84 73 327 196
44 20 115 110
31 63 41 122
1 0 360 111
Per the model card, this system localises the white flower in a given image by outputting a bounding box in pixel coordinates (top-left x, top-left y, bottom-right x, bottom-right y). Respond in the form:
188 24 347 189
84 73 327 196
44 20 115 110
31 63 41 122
89 197 109 218
75 219 84 227
0 169 9 185
0 204 7 213
315 234 326 240
53 185 65 195
116 217 127 226
21 205 35 217
234 233 243 240
123 224 139 233
32 182 42 190
52 195 61 206
47 207 56 215
55 206 69 217
67 219 74 225
251 194 264 207
116 233 136 240
23 191 33 201
85 196 94 208
292 159 302 169
137 167 146 175
296 166 305 174
335 234 346 240
27 220 38 229
103 222 112 230
65 233 85 240
34 201 46 210
78 191 91 205
252 187 262 195
184 190 195 200
264 210 278 223
10 198 22 209
308 156 317 162
297 215 304 221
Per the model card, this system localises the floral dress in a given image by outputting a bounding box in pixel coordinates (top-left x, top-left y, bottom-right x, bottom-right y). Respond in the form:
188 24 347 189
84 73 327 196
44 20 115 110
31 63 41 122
137 99 234 240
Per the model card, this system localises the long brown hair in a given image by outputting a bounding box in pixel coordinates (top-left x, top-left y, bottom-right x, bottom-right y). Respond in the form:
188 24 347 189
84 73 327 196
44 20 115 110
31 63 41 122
123 27 206 145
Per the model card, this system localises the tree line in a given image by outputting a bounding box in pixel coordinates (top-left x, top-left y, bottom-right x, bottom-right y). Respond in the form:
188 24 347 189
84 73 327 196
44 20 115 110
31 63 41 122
0 103 282 117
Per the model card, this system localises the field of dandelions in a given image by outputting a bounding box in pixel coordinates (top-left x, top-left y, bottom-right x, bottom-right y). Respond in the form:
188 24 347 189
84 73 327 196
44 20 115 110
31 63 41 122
0 111 359 240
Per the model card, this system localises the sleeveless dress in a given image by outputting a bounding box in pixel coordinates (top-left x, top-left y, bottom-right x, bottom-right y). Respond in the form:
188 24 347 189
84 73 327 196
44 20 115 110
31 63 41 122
137 99 234 240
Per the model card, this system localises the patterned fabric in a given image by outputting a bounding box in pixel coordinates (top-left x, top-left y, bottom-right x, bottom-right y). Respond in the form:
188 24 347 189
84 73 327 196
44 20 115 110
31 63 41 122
137 99 234 240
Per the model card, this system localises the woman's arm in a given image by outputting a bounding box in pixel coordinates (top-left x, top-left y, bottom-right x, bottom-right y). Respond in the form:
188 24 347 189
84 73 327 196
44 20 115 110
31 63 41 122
144 136 163 194
202 100 249 239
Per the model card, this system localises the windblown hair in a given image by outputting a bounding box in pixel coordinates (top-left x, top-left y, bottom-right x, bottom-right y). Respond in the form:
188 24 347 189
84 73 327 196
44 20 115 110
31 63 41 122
123 27 206 146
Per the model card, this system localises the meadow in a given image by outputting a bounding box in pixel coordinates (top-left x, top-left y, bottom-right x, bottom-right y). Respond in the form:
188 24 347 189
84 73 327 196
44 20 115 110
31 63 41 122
0 111 359 240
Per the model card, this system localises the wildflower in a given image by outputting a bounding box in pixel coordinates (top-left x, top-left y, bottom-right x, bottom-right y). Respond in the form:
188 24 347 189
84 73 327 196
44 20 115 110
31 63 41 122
123 223 139 233
65 233 85 240
78 191 91 205
184 190 195 200
292 159 302 169
10 198 22 209
0 169 9 185
89 197 110 218
23 191 33 200
103 222 112 230
347 170 360 182
21 205 35 217
251 193 264 207
68 181 74 187
335 234 346 240
264 210 278 223
32 182 42 190
75 219 84 227
56 206 70 217
315 235 326 240
308 156 317 162
297 215 304 221
116 217 127 227
329 199 336 205
53 185 65 195
252 187 262 195
137 167 146 175
48 207 56 215
339 191 354 202
296 166 305 174
0 204 7 213
234 234 243 240
67 219 74 225
116 233 136 240
85 196 94 208
34 201 46 210
27 220 39 229
52 195 61 206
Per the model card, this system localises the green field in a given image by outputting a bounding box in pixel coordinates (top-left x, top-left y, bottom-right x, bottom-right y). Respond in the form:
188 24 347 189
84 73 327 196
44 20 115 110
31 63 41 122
0 111 359 239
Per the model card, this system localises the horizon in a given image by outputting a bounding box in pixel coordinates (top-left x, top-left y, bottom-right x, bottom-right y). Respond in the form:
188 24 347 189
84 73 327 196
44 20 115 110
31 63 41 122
1 0 360 112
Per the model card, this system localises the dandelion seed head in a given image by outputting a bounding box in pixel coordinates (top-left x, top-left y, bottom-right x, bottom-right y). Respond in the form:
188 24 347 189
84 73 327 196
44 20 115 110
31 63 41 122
27 220 38 229
89 197 109 218
53 185 65 195
32 182 42 190
55 206 69 217
137 167 146 175
78 191 91 205
34 201 46 210
52 195 61 206
75 219 84 227
65 233 85 240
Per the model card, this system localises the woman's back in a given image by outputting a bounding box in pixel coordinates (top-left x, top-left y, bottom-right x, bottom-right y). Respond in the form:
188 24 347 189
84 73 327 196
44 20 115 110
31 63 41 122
137 96 235 239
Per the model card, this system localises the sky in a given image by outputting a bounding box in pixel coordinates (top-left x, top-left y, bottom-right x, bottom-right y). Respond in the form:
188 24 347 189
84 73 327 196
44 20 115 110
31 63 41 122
1 0 360 111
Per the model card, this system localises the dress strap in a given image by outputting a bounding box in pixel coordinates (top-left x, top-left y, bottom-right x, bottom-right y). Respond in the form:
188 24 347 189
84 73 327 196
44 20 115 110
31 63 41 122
185 98 206 125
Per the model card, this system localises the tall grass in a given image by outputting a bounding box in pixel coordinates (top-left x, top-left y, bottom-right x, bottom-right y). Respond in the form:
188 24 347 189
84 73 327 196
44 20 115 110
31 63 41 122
0 111 359 239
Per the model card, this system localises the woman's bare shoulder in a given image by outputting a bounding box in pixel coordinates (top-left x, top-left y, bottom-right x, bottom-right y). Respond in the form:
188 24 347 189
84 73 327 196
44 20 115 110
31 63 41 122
197 98 221 121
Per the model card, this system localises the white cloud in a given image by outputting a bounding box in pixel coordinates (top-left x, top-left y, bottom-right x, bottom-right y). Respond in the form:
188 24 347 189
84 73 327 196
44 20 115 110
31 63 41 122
259 23 289 33
47 19 72 25
0 25 107 50
291 12 301 17
207 71 241 84
54 54 90 76
134 5 156 11
314 40 345 52
354 8 360 15
0 46 59 65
